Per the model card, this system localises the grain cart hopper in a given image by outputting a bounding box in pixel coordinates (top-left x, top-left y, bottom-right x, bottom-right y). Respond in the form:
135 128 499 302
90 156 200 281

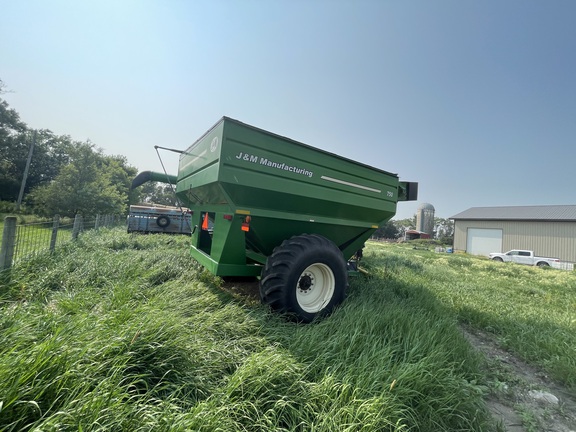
132 117 417 322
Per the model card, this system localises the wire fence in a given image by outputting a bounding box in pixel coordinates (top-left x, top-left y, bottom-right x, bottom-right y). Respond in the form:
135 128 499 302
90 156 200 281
1 214 122 271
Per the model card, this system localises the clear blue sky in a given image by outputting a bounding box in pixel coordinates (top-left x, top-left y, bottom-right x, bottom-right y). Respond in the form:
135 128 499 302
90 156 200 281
2 0 575 220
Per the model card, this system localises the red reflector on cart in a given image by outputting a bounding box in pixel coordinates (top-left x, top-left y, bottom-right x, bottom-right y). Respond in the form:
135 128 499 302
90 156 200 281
241 223 250 232
223 214 233 220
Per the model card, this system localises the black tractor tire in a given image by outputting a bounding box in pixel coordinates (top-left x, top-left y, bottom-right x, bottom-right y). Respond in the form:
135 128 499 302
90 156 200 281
259 234 348 323
156 215 171 228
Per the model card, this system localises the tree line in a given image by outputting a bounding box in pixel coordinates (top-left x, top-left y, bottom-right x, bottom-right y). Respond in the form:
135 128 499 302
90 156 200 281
0 79 176 218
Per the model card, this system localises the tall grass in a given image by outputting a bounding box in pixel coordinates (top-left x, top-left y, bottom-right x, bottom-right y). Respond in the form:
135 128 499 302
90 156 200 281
0 230 499 431
366 242 576 389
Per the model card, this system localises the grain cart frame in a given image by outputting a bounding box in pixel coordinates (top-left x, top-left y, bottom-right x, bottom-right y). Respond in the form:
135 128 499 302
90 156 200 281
132 117 417 322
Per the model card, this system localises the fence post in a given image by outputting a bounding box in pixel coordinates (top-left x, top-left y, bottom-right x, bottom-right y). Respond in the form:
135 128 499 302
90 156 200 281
1 216 17 271
49 214 60 251
95 214 101 230
72 214 83 240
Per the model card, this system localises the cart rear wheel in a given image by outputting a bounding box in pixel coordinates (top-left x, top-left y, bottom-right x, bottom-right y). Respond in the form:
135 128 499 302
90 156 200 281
156 215 170 228
259 234 347 323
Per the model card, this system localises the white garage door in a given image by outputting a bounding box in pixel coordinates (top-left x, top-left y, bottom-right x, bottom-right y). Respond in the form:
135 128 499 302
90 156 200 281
467 228 503 256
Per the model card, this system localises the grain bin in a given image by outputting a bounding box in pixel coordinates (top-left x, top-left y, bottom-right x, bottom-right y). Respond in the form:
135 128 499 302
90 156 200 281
416 203 435 237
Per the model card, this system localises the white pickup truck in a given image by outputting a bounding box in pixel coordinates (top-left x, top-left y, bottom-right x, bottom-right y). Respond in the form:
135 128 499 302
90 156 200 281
488 250 560 267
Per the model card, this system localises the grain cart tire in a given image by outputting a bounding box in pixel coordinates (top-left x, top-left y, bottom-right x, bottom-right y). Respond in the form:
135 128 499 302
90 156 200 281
156 215 171 228
259 234 347 323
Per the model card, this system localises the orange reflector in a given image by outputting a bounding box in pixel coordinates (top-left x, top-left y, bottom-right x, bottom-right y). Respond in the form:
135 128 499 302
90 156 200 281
202 213 209 230
241 223 250 232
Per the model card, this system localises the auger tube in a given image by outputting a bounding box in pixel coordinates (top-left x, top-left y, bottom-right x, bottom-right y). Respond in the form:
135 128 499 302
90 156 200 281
130 171 177 190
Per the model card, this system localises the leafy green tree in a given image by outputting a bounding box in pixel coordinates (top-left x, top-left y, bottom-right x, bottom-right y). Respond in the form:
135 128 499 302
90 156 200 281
391 217 417 239
136 181 179 206
434 217 454 244
100 154 138 210
28 142 135 217
372 220 400 239
30 130 74 184
1 129 76 203
394 217 417 229
0 97 29 201
1 90 74 202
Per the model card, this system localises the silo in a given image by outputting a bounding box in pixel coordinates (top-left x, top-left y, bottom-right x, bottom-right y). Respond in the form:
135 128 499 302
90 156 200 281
416 203 435 236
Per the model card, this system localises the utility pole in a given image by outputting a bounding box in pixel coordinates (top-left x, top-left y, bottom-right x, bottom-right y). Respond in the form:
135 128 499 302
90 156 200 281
16 130 36 212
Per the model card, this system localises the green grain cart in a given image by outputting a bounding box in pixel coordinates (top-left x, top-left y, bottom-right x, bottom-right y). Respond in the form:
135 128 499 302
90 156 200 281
132 117 417 322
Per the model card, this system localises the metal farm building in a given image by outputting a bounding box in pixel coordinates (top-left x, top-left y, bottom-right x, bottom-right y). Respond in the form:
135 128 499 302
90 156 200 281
451 205 576 263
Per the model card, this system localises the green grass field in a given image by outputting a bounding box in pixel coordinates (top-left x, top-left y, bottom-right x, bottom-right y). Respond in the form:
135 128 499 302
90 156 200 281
0 229 574 431
366 243 576 389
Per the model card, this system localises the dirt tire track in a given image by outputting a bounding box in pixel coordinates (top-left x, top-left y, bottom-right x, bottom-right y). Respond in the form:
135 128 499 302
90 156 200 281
462 325 576 432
